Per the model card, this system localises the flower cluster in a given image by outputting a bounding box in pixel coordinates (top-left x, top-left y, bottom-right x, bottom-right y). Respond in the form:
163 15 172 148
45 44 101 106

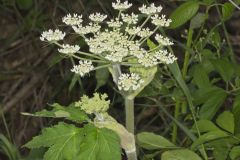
112 0 132 10
118 73 144 91
139 3 162 15
62 14 82 26
75 93 110 114
58 44 80 55
71 60 94 77
40 0 177 92
40 29 65 42
89 13 107 23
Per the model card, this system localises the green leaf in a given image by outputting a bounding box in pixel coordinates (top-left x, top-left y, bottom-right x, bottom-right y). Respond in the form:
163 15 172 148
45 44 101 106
191 130 229 149
230 146 240 160
25 123 84 160
222 2 235 20
191 64 211 88
161 149 202 160
76 124 121 160
216 111 234 133
137 132 177 150
95 67 109 90
16 0 33 10
209 138 237 160
234 95 240 134
170 1 199 28
192 119 220 133
211 59 235 82
22 103 88 123
193 86 227 120
190 13 208 29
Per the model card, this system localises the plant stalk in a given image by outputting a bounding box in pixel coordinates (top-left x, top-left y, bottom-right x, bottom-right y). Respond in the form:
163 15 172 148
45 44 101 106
124 97 135 134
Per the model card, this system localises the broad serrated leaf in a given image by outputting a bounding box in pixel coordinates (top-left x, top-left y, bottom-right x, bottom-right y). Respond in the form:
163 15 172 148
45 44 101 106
216 111 234 133
25 123 84 160
191 130 229 149
170 1 199 28
137 132 177 150
191 119 220 133
161 149 202 160
22 103 88 123
76 124 121 160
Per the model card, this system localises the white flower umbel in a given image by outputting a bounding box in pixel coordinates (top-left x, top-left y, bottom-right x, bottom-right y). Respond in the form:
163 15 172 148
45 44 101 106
62 14 82 26
154 50 177 64
72 23 101 35
107 18 123 28
86 30 129 62
58 44 80 55
139 3 162 15
151 14 172 27
125 26 141 35
71 60 94 77
138 53 158 67
40 29 65 42
155 34 174 46
89 13 107 23
121 13 138 24
137 28 153 38
112 0 132 10
118 73 144 91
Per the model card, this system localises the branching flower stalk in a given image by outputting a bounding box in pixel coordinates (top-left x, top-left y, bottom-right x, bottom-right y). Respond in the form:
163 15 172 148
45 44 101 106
40 1 176 159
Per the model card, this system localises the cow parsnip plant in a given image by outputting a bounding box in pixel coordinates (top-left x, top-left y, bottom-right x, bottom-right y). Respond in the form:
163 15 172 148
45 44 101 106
24 1 177 160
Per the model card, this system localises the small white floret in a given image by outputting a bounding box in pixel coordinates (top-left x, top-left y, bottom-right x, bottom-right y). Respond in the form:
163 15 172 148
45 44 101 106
151 14 172 27
118 73 144 91
112 0 132 10
139 3 162 15
40 29 65 42
89 13 107 23
71 60 94 77
62 14 82 26
58 44 80 55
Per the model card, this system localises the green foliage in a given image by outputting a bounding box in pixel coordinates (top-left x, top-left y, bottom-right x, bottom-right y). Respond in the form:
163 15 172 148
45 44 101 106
25 123 121 160
137 132 177 150
161 149 202 160
16 0 33 10
0 134 20 160
191 130 229 149
193 86 227 119
216 111 234 133
22 103 89 123
222 2 235 20
170 1 199 28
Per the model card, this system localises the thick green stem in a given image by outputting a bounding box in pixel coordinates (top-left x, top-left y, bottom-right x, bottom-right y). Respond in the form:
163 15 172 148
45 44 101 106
125 97 135 134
